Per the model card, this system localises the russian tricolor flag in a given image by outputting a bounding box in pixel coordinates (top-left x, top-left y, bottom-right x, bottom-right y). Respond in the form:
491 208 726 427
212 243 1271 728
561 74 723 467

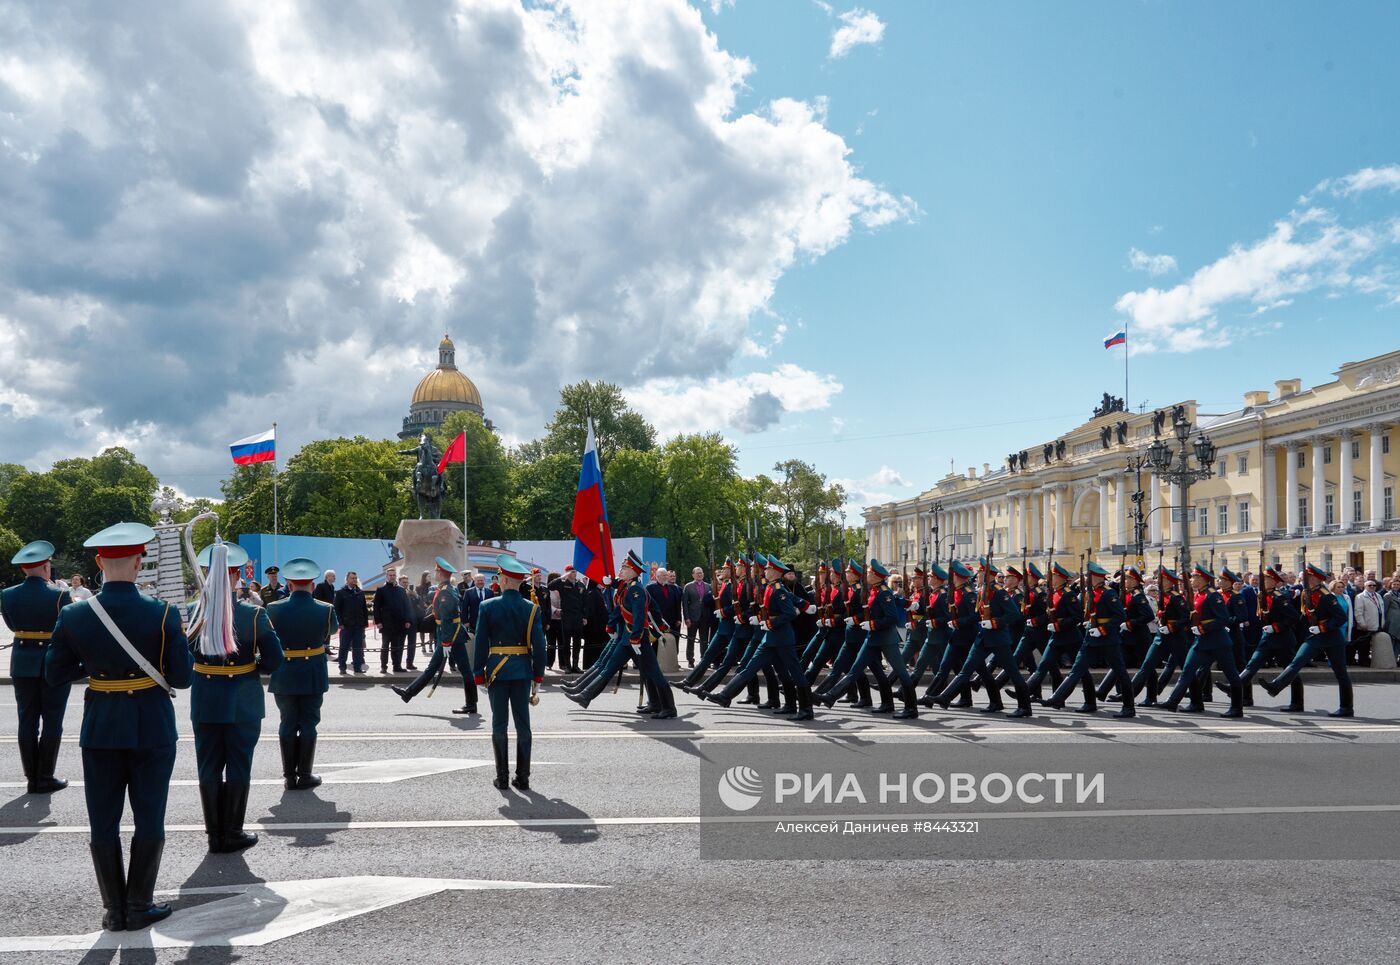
230 428 276 466
571 418 614 581
1104 330 1127 349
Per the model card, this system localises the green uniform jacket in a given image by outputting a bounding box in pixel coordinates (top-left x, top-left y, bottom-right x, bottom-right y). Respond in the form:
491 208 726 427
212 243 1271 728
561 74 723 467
434 584 464 647
190 595 283 724
473 588 548 684
43 582 193 749
1 576 71 678
267 591 337 696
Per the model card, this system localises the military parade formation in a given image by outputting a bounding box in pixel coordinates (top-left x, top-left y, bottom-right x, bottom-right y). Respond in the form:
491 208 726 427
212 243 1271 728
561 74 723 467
0 520 1364 933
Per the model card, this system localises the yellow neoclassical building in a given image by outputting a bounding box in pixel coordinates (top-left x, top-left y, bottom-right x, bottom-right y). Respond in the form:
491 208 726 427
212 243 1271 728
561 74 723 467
864 348 1400 579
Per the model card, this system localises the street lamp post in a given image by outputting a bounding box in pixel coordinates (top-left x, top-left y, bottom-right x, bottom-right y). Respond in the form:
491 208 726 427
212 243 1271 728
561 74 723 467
1142 411 1217 572
929 500 945 563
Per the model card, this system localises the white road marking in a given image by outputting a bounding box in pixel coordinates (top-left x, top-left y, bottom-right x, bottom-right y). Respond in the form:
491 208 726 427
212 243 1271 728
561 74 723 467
0 875 603 952
3 803 1400 838
0 757 497 790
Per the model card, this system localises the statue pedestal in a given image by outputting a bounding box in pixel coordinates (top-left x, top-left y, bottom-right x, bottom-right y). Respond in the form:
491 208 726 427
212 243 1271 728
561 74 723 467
392 519 467 584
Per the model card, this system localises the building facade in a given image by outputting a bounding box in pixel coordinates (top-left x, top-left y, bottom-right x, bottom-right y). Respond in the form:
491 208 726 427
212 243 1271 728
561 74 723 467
863 348 1400 579
399 335 493 440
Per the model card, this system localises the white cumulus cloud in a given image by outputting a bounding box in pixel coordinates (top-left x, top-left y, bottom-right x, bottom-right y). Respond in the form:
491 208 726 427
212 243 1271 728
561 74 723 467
1127 247 1177 276
1314 165 1400 198
829 8 885 59
629 364 842 439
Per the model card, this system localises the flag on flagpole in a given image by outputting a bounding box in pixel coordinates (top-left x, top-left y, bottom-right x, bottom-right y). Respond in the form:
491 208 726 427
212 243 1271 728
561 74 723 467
570 418 614 581
437 431 466 473
230 428 276 465
1104 330 1127 350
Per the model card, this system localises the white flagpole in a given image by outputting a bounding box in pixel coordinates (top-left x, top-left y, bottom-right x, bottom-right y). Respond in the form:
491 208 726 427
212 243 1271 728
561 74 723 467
272 422 279 567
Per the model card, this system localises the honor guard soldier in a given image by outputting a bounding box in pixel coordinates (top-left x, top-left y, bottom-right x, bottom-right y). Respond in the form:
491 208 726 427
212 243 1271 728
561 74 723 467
2 539 72 794
901 564 929 666
995 562 1046 695
1262 562 1354 717
1219 569 1254 705
910 562 951 691
1161 562 1245 717
1044 560 1134 717
819 560 917 718
191 541 283 852
1128 566 1190 707
1238 565 1304 711
1022 562 1079 702
1099 564 1154 703
681 557 737 691
931 559 1034 717
267 557 337 790
473 554 548 789
393 557 478 714
919 560 978 709
815 558 878 708
44 522 194 932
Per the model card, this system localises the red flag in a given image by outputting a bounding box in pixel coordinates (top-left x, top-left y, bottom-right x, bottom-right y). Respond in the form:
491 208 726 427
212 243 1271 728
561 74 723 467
437 431 466 473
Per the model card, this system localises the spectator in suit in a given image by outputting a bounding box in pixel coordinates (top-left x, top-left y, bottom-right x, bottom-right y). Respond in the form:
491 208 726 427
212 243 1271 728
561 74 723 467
460 572 495 637
550 566 588 673
313 569 337 605
1352 578 1383 665
373 566 415 674
397 574 421 671
681 567 712 668
334 571 370 674
648 568 682 660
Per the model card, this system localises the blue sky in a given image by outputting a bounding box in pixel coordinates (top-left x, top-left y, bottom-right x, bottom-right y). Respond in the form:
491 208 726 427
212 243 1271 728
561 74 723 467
701 0 1400 510
2 0 1397 515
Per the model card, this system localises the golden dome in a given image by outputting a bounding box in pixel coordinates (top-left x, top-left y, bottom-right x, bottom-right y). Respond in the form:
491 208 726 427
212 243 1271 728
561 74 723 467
412 367 482 407
439 334 454 350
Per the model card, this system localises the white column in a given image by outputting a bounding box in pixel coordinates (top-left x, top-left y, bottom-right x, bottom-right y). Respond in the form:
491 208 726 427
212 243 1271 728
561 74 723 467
1339 430 1354 531
1311 436 1326 535
1042 490 1053 550
1263 445 1277 533
1171 482 1184 545
1285 442 1300 534
1054 486 1068 550
1370 425 1386 527
1096 478 1109 550
1149 472 1162 544
1113 476 1127 548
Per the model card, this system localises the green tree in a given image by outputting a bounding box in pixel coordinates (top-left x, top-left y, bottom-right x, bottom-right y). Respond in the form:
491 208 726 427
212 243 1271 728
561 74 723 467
604 449 665 538
510 453 580 540
63 486 155 553
430 412 515 542
766 459 844 553
221 466 276 539
278 437 411 539
0 464 28 502
0 522 22 585
538 381 656 463
653 433 744 573
2 473 69 553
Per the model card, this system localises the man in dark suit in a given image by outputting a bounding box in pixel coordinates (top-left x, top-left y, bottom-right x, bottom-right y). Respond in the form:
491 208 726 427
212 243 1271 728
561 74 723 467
334 572 369 674
373 566 414 673
313 570 336 605
459 572 496 641
647 568 682 664
583 578 610 668
682 567 712 668
549 566 588 673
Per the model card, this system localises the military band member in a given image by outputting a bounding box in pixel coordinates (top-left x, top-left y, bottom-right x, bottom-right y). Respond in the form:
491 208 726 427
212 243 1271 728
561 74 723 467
44 522 194 932
918 560 978 709
930 560 1033 717
473 555 548 790
1238 565 1305 711
2 539 72 794
1127 566 1190 707
1261 562 1354 717
1161 563 1245 717
1098 564 1153 702
1021 562 1079 701
267 557 337 791
191 542 283 853
1044 561 1134 717
392 557 478 715
818 560 917 718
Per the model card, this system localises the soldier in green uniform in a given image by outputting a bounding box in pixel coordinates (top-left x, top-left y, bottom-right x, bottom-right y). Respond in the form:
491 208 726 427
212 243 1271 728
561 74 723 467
1 539 72 794
1238 565 1304 711
474 555 548 790
1161 562 1245 718
1261 562 1354 717
393 557 477 714
1043 560 1134 717
44 522 194 932
266 557 338 791
191 541 284 852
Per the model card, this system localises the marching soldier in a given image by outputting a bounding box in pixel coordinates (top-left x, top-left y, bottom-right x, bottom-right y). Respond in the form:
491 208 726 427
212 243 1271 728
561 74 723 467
681 557 736 690
930 559 1033 717
1127 566 1190 707
995 562 1047 696
267 557 337 791
1022 561 1079 701
1099 564 1153 702
901 564 929 667
704 557 815 719
393 557 478 715
1044 560 1134 717
818 560 917 719
1219 568 1254 706
799 561 832 674
730 552 780 709
44 522 194 932
919 560 977 709
691 555 754 698
2 539 72 794
473 555 548 790
814 559 881 710
910 562 950 691
1238 564 1304 711
803 559 847 684
1161 562 1245 717
191 542 283 853
1261 562 1354 717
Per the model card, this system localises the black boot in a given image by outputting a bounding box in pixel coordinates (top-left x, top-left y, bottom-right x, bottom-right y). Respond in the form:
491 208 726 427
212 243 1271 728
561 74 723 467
893 683 919 720
1280 679 1306 712
124 837 172 930
392 684 412 703
774 684 798 715
279 736 297 791
739 679 759 705
35 735 67 793
1332 676 1355 718
198 782 223 853
492 735 509 790
794 685 815 721
220 783 258 852
18 738 39 795
636 678 659 715
854 677 873 708
454 678 479 715
650 684 678 719
512 745 531 791
759 675 781 710
295 736 321 790
89 840 126 932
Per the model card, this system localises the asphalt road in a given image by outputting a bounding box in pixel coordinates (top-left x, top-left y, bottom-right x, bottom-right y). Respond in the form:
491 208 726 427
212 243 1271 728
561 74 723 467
2 672 1400 964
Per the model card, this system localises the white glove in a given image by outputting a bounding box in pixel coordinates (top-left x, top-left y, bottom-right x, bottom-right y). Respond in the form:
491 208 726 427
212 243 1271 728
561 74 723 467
1047 620 1057 632
748 615 760 626
1081 620 1092 628
714 609 723 619
1192 626 1203 636
1147 621 1160 633
1088 627 1102 638
1260 626 1273 636
1308 625 1321 635
803 603 817 614
845 617 855 626
911 601 921 613
863 620 874 632
979 619 992 629
1120 622 1129 632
